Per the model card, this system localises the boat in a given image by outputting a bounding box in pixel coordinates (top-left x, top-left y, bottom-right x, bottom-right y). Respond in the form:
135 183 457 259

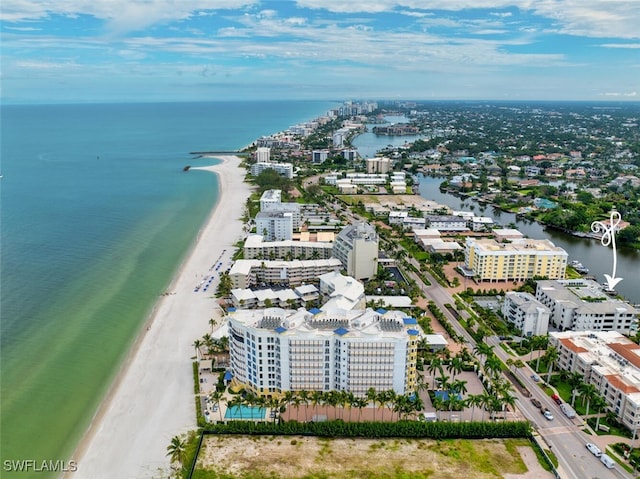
569 260 589 274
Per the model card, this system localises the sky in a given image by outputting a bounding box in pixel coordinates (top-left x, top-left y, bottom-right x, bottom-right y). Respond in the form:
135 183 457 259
1 0 639 104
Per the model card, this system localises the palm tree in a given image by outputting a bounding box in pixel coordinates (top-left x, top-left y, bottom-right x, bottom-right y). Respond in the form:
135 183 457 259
432 395 445 421
580 383 599 417
448 356 464 380
353 397 368 422
532 335 549 372
298 390 310 422
282 390 295 418
592 395 607 432
366 388 378 421
208 390 225 422
427 357 443 390
209 317 216 333
544 346 559 383
484 355 503 381
192 339 203 360
479 392 493 421
291 394 302 422
311 390 323 421
467 394 483 421
474 342 494 363
227 395 244 420
166 435 187 470
435 371 450 392
450 379 468 397
567 373 584 407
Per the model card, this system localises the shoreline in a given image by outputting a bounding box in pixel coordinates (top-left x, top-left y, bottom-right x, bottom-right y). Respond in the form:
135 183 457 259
67 155 252 478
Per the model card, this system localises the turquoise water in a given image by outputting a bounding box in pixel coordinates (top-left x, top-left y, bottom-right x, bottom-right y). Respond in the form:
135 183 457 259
225 405 266 420
0 101 334 476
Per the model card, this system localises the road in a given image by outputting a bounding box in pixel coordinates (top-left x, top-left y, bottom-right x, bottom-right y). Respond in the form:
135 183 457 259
338 197 630 478
401 245 629 478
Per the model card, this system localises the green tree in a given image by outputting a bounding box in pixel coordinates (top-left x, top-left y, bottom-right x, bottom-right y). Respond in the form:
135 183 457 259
166 435 187 470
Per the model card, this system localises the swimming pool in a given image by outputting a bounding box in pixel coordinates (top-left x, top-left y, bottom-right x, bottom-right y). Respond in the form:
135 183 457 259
224 404 266 420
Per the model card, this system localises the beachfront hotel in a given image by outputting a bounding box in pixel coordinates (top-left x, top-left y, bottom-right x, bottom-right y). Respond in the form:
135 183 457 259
463 237 568 282
332 222 379 281
549 331 640 431
536 279 638 334
227 306 420 397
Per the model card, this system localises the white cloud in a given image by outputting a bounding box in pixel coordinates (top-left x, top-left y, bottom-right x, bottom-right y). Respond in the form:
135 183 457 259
600 43 640 49
0 1 260 32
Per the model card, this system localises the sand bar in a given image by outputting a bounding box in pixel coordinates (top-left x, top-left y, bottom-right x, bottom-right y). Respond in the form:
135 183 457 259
69 156 251 478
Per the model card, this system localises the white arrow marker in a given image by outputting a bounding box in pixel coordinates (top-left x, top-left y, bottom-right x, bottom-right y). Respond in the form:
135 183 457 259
591 210 624 291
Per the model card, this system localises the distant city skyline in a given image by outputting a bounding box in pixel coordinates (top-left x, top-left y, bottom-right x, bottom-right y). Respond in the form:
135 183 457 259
1 0 639 104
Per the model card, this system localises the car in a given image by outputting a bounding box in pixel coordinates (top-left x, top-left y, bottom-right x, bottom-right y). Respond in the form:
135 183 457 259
542 409 554 421
531 374 541 382
586 443 603 457
551 393 562 405
600 453 615 469
530 398 542 409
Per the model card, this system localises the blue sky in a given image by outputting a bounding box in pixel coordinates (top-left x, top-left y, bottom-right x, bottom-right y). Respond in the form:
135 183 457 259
1 0 639 103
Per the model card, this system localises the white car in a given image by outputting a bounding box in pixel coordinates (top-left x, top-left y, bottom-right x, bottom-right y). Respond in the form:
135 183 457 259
543 410 554 421
586 443 602 457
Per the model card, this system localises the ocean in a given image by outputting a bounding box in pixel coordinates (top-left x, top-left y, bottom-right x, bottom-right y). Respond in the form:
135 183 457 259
0 101 334 475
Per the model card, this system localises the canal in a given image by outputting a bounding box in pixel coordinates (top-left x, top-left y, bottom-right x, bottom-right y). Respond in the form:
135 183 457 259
352 122 640 304
416 174 640 304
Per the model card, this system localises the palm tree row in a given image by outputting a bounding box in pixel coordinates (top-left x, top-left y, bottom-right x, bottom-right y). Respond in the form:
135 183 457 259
193 334 229 360
209 387 424 423
472 341 518 419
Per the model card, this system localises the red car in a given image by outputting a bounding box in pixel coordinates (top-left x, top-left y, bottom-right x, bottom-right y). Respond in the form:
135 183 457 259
551 393 562 405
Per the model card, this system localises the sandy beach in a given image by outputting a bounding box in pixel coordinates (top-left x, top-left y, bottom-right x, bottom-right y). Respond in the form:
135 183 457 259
68 156 251 479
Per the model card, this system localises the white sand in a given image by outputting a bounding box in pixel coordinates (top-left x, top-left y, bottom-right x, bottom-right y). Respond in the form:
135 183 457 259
68 156 251 479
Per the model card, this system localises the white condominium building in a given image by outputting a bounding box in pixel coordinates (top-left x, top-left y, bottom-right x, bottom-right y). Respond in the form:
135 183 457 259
366 157 392 174
536 279 638 334
251 161 294 179
255 211 293 241
549 331 640 431
501 291 550 337
259 190 301 230
228 258 342 289
259 189 282 210
464 237 568 282
243 235 333 260
228 306 419 397
255 147 271 163
333 222 379 281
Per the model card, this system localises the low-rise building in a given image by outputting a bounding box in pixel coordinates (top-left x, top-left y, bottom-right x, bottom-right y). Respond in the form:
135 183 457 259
549 331 640 431
464 237 568 282
425 215 468 232
243 234 333 260
501 291 550 337
229 258 342 289
536 279 638 334
251 161 294 179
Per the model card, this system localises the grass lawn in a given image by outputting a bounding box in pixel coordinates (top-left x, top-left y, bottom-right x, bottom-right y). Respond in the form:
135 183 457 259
193 436 542 479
